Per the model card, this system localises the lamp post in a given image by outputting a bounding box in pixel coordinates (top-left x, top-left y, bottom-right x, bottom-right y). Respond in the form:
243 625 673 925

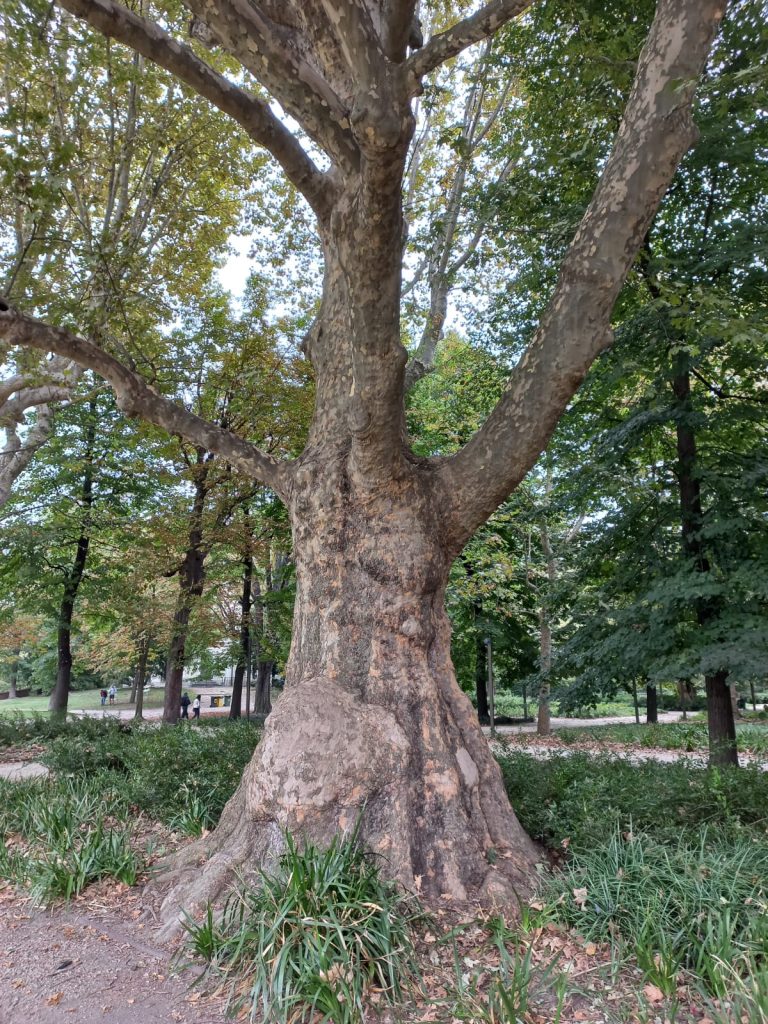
484 636 495 737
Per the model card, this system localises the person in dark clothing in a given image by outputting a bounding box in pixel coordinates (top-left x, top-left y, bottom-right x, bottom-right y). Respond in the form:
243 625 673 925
180 691 191 719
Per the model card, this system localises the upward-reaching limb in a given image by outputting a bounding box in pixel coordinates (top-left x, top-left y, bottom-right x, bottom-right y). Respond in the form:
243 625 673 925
437 0 728 550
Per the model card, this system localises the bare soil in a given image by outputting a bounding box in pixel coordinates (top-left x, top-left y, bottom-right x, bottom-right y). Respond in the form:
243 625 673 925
0 883 226 1024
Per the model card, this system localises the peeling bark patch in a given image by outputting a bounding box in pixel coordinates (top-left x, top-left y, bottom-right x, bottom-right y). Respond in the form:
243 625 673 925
456 746 479 789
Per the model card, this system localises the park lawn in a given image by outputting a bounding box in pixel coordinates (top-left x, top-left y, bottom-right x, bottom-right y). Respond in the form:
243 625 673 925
0 685 166 717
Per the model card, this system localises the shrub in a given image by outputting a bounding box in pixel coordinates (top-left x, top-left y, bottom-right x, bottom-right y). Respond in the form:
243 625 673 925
183 828 420 1024
44 719 261 829
497 751 768 850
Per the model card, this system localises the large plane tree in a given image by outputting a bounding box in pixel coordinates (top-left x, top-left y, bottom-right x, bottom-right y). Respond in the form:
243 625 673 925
0 0 727 933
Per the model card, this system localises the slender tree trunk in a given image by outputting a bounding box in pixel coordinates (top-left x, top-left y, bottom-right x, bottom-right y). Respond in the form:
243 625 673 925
230 553 253 720
8 644 20 699
646 683 658 724
253 660 272 717
133 635 149 721
537 503 557 736
475 619 489 725
631 678 640 725
537 606 552 736
750 680 757 712
673 358 737 766
163 457 208 725
49 409 95 715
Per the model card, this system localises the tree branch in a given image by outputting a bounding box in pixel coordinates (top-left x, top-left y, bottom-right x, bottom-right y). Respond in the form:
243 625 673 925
436 0 728 550
55 0 334 222
404 0 533 88
185 0 358 174
0 302 293 502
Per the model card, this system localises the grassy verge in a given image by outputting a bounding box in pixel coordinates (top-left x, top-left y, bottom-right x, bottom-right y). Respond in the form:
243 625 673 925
500 751 768 1019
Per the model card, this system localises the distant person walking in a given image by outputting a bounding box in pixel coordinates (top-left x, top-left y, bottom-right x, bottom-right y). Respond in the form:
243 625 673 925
108 685 117 705
180 692 191 719
100 689 107 706
192 695 201 720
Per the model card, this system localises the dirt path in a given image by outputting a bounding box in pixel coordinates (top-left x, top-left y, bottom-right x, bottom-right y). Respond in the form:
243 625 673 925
0 894 226 1024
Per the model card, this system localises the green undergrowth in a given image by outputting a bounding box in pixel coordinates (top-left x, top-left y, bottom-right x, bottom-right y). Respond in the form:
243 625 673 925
497 749 768 849
500 751 768 1012
42 717 262 830
0 775 142 904
547 826 768 999
182 828 421 1024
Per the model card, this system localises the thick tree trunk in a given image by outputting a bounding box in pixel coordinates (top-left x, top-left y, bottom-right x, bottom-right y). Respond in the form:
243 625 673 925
230 554 253 720
673 360 737 766
154 470 541 939
253 660 272 718
646 684 658 725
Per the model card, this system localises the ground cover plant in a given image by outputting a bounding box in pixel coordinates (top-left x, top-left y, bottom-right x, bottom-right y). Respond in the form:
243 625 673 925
0 774 143 904
183 829 420 1024
500 751 768 1018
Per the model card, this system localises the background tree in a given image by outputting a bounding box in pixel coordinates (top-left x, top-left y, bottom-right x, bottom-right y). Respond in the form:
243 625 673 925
0 0 729 932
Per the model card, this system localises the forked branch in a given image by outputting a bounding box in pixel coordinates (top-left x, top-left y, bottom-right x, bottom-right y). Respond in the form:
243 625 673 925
0 303 293 502
438 0 728 549
404 0 534 88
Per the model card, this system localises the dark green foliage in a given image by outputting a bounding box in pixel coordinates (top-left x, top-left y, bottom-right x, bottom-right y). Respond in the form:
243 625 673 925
498 751 768 850
183 829 420 1024
43 719 261 827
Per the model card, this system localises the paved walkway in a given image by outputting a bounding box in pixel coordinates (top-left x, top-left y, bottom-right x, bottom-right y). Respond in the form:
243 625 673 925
484 710 686 735
0 760 49 781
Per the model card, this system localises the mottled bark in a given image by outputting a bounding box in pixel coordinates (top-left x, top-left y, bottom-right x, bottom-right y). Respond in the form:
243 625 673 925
707 670 737 766
155 464 541 939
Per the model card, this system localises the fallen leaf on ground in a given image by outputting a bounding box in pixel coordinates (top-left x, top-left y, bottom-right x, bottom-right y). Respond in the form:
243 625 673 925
643 983 665 1002
46 992 63 1006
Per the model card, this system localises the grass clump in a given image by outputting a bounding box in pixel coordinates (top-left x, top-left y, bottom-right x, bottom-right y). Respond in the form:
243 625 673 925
0 775 142 904
184 829 420 1024
544 826 768 998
